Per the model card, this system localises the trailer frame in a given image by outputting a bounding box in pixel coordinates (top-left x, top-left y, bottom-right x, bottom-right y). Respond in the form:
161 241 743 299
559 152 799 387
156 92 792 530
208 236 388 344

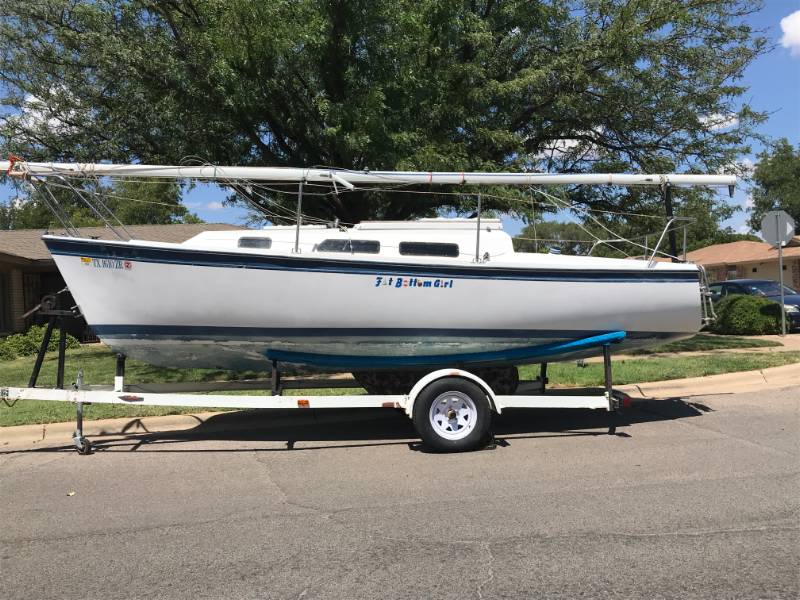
1 333 628 454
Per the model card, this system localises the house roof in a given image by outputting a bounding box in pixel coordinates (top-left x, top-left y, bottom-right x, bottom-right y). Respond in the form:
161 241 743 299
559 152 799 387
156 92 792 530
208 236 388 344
687 237 800 267
0 223 245 264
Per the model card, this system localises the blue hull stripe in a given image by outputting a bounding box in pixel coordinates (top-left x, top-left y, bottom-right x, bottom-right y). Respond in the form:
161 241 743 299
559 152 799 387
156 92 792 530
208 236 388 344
44 237 698 283
266 331 627 368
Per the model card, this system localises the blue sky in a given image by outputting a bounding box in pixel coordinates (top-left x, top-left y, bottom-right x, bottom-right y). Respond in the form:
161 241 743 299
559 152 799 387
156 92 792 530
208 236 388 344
3 2 800 237
720 0 800 236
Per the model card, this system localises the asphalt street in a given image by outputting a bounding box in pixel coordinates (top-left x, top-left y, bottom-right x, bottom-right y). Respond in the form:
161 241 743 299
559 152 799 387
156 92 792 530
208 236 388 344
1 388 798 599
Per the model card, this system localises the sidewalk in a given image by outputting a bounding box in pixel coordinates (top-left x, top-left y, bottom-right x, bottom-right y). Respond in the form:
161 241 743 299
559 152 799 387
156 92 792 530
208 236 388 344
2 362 799 449
617 360 800 398
584 333 800 363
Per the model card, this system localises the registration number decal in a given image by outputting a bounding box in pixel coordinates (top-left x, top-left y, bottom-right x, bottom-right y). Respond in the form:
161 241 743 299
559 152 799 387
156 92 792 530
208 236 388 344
81 257 132 270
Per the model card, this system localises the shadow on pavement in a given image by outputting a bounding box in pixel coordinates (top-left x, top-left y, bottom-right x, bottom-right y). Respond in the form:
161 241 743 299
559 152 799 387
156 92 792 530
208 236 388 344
2 396 710 455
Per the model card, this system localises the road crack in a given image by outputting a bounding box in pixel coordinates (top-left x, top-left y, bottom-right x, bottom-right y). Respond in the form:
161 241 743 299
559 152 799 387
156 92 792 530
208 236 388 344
476 541 495 600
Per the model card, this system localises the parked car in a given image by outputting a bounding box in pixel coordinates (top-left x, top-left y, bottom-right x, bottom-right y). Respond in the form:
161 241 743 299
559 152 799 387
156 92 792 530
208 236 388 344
709 279 800 330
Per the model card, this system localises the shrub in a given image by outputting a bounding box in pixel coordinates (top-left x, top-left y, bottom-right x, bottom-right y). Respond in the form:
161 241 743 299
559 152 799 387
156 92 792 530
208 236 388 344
708 294 782 336
0 324 80 361
0 344 15 361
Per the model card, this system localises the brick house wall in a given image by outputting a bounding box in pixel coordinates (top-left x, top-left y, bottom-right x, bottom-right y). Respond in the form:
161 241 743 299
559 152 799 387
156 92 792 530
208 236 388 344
706 266 727 282
9 268 26 332
793 259 800 290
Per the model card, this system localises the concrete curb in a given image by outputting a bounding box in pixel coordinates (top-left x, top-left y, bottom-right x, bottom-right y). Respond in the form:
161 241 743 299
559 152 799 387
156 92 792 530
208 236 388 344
2 362 799 449
0 411 223 449
617 361 800 399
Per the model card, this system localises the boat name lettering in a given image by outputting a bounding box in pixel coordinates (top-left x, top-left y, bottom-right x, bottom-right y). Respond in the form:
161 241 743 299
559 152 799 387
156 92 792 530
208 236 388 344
374 276 453 289
80 257 132 270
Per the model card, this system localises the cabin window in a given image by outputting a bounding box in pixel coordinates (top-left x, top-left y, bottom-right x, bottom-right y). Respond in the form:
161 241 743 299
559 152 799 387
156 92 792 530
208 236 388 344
399 241 459 258
238 237 272 249
316 239 380 254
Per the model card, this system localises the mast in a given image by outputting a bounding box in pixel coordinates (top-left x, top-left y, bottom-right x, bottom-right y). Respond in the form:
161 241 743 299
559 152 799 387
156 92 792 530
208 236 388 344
0 160 736 188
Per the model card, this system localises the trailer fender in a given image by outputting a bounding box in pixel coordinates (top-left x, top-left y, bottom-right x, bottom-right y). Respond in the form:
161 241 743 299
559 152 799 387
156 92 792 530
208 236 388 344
405 369 498 418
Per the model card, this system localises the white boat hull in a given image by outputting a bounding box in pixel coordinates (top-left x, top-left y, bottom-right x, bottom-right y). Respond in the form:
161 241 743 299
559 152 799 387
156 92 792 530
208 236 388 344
45 236 703 371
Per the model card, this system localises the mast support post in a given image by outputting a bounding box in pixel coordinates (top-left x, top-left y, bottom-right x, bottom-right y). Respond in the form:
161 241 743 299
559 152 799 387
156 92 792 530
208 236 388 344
474 193 482 263
271 360 282 396
293 179 305 254
115 354 126 392
661 182 679 262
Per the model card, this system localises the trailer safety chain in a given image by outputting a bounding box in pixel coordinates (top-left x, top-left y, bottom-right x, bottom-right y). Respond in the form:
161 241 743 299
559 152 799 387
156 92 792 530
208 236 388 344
1 387 17 408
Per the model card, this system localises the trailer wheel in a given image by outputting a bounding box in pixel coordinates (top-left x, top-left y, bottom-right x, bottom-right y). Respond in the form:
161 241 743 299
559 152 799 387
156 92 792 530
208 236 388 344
74 438 93 456
413 377 491 452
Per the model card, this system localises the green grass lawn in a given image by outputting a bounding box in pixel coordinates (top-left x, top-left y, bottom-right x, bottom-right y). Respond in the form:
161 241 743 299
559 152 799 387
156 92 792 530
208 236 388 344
518 351 800 387
629 333 781 354
1 343 799 427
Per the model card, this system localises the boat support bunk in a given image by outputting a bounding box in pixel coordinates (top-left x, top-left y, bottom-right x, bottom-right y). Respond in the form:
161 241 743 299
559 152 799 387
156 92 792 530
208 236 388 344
1 332 631 454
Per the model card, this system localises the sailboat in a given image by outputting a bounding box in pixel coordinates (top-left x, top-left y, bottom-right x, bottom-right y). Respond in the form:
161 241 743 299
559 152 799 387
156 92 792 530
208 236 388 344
3 161 733 374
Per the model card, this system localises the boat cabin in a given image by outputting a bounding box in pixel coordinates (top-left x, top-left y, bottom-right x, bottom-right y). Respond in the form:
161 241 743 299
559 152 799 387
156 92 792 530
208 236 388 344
183 218 514 261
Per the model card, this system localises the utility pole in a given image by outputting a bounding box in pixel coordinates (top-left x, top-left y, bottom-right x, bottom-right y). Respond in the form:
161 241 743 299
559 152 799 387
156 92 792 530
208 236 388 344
661 182 679 262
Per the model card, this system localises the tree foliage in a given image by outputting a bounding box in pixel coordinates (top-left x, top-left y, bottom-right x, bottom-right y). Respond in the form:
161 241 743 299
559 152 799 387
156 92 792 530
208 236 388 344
0 0 766 226
0 179 201 229
514 221 595 255
513 183 753 259
748 139 800 233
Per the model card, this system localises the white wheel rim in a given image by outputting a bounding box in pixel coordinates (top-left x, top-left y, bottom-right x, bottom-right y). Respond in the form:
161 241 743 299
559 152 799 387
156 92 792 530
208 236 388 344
428 391 478 441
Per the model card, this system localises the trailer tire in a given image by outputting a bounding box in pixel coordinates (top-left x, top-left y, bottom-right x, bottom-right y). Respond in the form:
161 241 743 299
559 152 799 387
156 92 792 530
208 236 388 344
413 377 491 452
75 438 93 455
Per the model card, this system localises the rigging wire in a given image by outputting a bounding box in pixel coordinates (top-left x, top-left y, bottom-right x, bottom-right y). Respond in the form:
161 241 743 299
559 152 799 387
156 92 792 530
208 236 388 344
41 171 676 223
528 186 689 261
18 161 693 259
35 182 81 237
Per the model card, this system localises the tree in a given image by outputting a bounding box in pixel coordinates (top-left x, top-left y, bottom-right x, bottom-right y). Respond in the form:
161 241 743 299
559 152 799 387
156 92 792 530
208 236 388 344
105 179 201 224
0 178 201 229
0 1 766 226
748 139 800 233
513 184 755 259
514 221 595 255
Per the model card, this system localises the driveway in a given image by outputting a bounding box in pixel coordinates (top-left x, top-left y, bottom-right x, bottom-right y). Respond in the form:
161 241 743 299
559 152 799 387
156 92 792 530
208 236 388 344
1 388 798 599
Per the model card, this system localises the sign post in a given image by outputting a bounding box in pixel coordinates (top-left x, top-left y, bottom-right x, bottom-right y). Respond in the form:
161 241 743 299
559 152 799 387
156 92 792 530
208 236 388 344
760 210 796 336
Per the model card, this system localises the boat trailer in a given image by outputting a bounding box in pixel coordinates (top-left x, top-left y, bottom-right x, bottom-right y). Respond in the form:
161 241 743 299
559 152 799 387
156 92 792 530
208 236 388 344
1 332 630 454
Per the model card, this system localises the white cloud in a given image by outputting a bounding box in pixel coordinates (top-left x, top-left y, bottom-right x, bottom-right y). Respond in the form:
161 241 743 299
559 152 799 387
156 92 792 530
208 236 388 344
781 10 800 56
206 201 225 210
540 137 582 154
718 157 755 178
536 130 602 161
17 93 76 134
744 193 754 209
700 112 739 131
738 224 751 234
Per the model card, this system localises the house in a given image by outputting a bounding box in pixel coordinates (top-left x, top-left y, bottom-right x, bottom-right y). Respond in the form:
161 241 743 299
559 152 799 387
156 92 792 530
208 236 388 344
686 237 800 289
0 223 244 336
